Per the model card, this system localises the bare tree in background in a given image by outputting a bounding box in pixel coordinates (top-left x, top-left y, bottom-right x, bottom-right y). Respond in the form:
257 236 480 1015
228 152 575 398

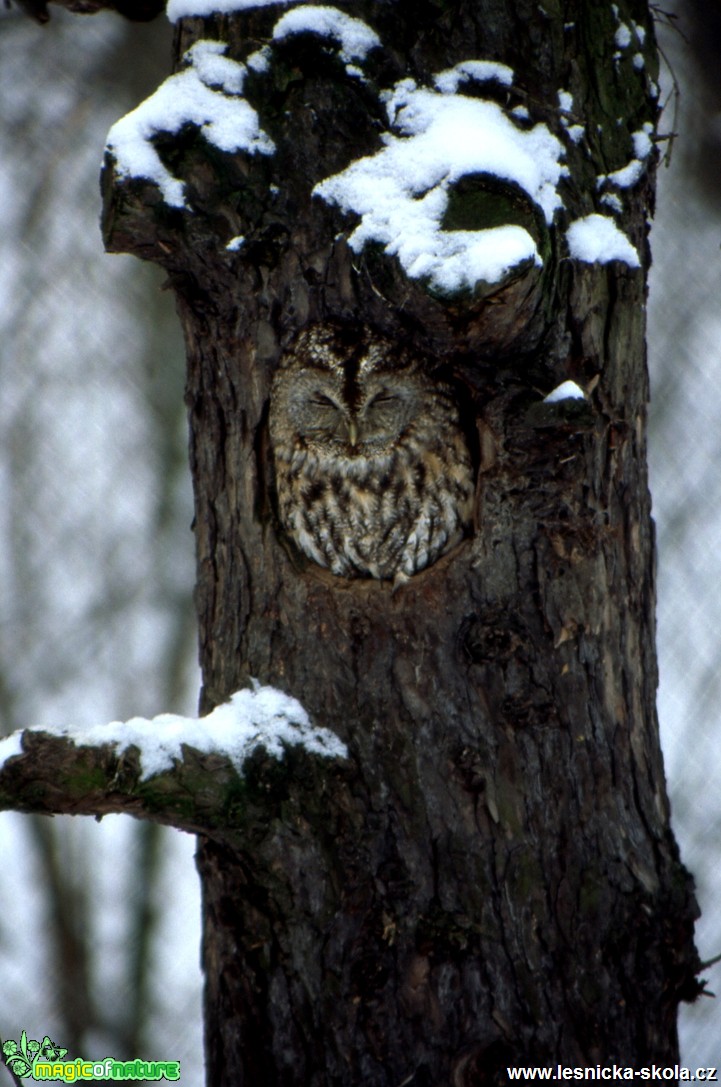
0 11 200 1069
0 0 708 1078
647 0 721 1062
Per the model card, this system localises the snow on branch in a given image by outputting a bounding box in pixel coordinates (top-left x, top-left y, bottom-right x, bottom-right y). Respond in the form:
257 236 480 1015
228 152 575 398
105 40 274 208
0 686 347 838
313 76 564 297
104 5 645 282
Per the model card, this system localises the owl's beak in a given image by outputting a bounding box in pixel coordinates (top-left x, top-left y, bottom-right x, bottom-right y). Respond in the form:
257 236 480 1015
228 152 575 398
347 418 359 448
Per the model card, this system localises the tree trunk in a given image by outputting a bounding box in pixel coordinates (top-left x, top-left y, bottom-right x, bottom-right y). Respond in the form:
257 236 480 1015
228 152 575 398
103 0 700 1078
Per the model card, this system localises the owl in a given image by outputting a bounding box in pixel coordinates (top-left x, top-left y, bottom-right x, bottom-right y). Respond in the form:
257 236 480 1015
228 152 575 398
268 323 474 581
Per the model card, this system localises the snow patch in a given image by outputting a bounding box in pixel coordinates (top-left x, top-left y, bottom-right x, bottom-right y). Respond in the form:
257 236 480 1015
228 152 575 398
168 0 297 22
600 191 623 215
272 6 380 64
314 77 563 295
434 60 514 94
557 89 584 144
557 89 573 113
544 380 586 403
0 732 23 769
614 22 632 49
605 158 644 189
188 39 246 93
0 685 347 781
106 40 274 208
598 123 654 192
247 47 271 74
610 8 647 65
566 213 640 268
633 125 654 159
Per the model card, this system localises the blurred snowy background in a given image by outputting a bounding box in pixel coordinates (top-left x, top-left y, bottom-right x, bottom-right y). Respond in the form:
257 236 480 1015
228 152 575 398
0 0 719 1075
0 9 203 1078
648 0 721 1064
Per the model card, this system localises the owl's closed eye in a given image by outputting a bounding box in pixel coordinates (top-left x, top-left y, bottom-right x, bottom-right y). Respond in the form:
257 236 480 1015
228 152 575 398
269 323 474 581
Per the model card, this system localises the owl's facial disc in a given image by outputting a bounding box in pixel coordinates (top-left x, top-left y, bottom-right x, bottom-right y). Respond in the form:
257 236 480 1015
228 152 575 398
304 390 363 452
356 385 419 448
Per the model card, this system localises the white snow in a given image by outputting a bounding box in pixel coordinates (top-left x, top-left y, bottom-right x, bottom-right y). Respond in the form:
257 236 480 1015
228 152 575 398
314 77 563 295
0 732 23 767
105 41 274 208
434 60 514 94
612 10 647 62
0 684 347 781
597 125 654 193
565 124 585 144
544 380 586 403
272 6 380 64
168 0 296 22
557 90 584 143
633 124 654 159
614 22 632 49
188 39 246 93
566 213 640 268
600 191 624 214
246 48 271 74
605 158 644 189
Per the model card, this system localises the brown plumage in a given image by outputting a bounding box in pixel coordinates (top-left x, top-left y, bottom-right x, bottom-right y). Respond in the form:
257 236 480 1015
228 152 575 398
269 324 473 581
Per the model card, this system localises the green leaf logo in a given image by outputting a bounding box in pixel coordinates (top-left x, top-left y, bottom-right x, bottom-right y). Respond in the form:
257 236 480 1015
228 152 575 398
2 1031 66 1079
39 1036 67 1061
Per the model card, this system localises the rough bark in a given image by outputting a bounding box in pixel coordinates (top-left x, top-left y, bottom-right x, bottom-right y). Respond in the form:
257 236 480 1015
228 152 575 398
86 0 701 1079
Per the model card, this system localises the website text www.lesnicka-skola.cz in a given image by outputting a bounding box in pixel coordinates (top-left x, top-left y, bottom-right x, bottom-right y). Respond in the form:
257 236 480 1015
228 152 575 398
506 1067 718 1082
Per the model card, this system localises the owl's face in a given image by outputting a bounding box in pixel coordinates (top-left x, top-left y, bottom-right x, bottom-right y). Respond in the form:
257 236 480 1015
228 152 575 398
283 367 423 457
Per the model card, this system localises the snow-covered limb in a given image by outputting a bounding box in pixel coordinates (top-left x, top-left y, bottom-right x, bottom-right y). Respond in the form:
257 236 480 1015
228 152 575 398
0 687 348 838
0 685 346 779
105 41 274 209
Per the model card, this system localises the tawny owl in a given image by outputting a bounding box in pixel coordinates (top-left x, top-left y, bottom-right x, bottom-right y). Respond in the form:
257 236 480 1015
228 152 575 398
269 323 474 581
